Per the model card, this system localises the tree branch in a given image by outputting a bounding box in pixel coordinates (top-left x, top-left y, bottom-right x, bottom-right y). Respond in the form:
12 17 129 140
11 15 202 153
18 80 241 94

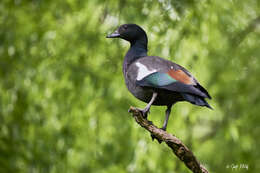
128 106 209 173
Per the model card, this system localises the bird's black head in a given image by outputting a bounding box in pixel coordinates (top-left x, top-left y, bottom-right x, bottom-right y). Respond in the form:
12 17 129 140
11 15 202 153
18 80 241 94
106 24 148 45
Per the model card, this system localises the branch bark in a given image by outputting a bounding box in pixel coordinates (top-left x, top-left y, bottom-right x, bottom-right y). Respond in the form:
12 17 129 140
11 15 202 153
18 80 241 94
128 106 209 173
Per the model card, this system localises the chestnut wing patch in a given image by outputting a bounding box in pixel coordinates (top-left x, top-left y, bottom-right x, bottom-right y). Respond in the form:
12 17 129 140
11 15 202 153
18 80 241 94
167 69 195 85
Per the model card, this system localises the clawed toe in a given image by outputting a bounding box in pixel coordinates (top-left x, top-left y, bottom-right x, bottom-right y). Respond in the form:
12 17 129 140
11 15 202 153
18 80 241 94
136 108 149 119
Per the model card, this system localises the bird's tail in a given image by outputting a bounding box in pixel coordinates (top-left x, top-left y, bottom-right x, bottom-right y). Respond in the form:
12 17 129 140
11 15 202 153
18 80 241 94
181 93 213 109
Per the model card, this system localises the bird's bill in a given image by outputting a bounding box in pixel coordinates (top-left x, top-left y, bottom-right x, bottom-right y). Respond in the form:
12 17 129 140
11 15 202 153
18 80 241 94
106 30 120 38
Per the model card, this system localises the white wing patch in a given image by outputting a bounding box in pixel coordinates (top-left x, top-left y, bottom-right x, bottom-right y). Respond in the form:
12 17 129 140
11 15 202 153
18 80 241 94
136 62 157 81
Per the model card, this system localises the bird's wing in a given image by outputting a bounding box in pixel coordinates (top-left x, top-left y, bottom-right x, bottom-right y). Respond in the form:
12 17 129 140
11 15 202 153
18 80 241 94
135 59 211 99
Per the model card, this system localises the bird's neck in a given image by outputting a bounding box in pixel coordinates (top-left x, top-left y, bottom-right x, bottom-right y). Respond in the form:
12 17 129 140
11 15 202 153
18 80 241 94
123 40 148 75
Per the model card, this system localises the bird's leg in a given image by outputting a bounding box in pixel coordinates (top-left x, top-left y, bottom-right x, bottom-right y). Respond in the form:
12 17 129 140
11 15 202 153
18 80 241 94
161 104 172 131
151 104 172 143
137 92 157 119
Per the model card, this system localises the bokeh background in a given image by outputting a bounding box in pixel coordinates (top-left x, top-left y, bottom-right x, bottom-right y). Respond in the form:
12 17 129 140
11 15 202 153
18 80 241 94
1 0 260 172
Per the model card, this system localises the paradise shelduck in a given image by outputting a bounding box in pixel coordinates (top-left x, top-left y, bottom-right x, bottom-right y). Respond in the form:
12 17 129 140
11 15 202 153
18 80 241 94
106 24 212 133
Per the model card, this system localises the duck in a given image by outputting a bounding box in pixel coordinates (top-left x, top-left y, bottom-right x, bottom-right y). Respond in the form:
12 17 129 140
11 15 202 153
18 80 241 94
106 24 212 133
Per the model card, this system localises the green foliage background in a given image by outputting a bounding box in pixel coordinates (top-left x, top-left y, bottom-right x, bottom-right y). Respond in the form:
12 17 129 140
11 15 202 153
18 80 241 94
0 0 259 172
